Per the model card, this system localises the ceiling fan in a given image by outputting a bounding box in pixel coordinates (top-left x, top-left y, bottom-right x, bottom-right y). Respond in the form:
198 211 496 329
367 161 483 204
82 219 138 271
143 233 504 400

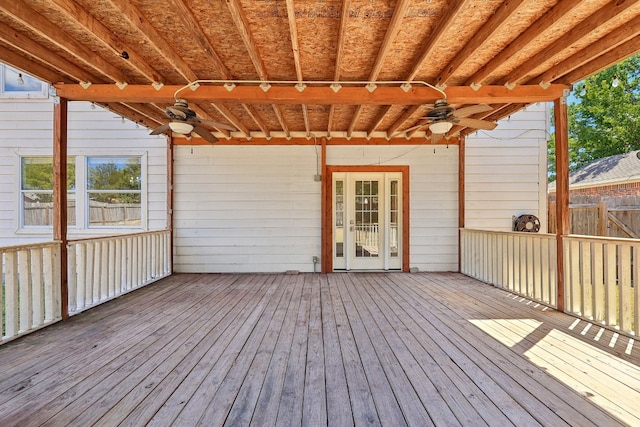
150 99 235 143
401 100 497 141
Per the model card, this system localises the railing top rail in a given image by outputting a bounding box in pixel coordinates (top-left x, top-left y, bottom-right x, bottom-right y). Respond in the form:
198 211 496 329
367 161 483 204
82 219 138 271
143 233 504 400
460 228 555 238
0 240 62 253
564 234 640 244
67 229 170 245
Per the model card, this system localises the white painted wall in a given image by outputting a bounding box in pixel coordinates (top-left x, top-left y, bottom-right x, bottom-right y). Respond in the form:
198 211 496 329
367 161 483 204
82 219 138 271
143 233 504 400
0 99 168 246
173 143 460 273
465 102 550 232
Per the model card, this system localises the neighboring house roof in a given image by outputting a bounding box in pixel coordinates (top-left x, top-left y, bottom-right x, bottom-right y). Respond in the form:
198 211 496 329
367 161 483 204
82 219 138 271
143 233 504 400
549 150 640 190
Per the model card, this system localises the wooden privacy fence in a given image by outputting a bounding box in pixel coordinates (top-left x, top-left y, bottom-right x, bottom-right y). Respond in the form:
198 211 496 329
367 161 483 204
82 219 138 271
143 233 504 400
549 199 640 238
460 229 558 307
67 230 172 315
0 242 62 343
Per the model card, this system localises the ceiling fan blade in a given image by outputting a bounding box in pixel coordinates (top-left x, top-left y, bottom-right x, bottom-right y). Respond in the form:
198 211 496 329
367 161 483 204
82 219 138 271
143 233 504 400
431 133 444 143
454 104 493 118
150 123 171 135
455 117 498 130
191 125 218 143
194 119 236 131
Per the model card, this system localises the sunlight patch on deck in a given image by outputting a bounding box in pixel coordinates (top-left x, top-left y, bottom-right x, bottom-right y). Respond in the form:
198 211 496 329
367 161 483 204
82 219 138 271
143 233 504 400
469 318 542 347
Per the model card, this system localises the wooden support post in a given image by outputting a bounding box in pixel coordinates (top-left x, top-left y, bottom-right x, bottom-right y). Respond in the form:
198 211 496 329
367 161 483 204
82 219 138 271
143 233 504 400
320 137 327 273
458 136 465 272
554 96 570 312
597 200 608 236
167 135 174 272
53 98 69 319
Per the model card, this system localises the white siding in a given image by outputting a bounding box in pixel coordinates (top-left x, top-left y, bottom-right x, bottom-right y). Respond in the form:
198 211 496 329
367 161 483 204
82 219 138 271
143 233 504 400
173 144 459 273
173 145 321 273
465 102 550 232
0 99 168 246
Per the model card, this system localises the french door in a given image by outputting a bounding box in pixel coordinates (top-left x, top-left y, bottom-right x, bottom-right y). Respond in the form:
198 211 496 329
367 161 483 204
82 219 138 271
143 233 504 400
332 172 402 270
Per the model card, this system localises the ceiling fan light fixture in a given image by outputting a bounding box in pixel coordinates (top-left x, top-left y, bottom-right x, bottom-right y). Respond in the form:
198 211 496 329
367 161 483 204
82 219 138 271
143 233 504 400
168 121 194 134
429 121 453 134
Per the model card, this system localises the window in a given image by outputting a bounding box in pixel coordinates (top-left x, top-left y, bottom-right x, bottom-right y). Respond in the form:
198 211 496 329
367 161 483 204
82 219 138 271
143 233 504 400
87 157 142 227
19 155 144 230
20 157 75 227
1 64 48 98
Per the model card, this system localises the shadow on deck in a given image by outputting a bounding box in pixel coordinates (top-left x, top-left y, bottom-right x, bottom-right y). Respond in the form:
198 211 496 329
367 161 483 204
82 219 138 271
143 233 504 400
0 272 638 426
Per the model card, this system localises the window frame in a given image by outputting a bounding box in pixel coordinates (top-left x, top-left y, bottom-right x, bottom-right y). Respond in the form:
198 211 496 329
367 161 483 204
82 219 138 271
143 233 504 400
16 152 148 233
0 64 49 99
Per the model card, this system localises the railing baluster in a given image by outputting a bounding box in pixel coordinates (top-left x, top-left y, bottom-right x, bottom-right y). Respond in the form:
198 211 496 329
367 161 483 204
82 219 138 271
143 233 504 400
31 248 44 328
5 251 20 338
18 250 32 333
604 243 617 326
619 244 632 332
580 242 592 319
592 242 604 323
634 245 640 336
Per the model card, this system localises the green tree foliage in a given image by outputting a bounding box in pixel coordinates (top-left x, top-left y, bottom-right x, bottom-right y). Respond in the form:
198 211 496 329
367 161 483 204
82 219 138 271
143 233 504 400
88 158 140 203
549 54 640 181
22 158 75 202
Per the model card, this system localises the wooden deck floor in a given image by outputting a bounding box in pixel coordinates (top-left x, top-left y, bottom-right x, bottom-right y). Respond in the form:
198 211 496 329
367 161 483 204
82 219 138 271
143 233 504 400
1 272 639 426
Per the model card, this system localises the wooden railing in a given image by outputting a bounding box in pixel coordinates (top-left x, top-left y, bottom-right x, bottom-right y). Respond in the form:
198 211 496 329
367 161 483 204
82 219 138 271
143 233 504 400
1 242 62 343
67 230 171 315
461 229 558 307
563 235 640 336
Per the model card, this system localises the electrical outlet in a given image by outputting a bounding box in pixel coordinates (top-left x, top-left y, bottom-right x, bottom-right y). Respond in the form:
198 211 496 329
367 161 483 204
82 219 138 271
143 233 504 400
313 174 322 182
313 256 319 263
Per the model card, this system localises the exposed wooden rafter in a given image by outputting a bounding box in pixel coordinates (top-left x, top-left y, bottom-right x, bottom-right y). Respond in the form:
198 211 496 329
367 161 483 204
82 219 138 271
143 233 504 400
466 0 583 86
504 0 638 86
284 0 309 137
436 0 526 87
0 1 125 83
47 0 163 84
535 17 640 85
406 0 470 81
106 0 198 82
327 0 351 135
386 105 421 137
226 0 289 137
0 44 63 84
0 16 100 83
347 0 412 134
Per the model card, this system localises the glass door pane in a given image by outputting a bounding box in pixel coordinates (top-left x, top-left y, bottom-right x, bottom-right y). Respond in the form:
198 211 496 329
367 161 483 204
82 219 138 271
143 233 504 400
354 180 379 258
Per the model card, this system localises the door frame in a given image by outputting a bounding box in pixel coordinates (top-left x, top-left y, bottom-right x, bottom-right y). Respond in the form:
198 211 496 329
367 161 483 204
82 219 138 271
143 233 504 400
323 165 410 273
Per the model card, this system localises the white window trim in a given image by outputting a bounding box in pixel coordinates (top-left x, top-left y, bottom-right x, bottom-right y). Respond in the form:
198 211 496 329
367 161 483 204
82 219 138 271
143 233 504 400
0 64 49 99
15 151 149 234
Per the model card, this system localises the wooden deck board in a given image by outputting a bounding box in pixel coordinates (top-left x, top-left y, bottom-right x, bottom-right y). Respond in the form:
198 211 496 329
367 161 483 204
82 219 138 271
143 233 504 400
1 272 639 426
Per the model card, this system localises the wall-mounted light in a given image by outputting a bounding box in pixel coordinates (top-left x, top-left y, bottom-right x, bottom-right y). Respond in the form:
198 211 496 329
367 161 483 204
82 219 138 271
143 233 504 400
17 73 24 85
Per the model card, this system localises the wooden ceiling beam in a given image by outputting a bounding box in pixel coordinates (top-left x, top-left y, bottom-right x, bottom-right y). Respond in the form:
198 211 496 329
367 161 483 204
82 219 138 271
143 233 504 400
406 0 470 81
106 0 198 82
54 83 570 105
47 0 163 84
436 0 526 87
171 136 460 146
504 0 637 86
0 44 64 84
535 16 640 85
559 38 640 85
121 103 165 125
284 0 308 136
0 1 126 83
347 105 362 138
0 26 99 84
466 0 583 87
271 105 290 136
